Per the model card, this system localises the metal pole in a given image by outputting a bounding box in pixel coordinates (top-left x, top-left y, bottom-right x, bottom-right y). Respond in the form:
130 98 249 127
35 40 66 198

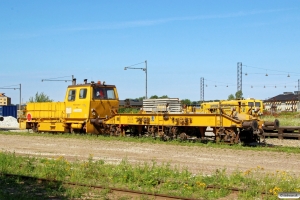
145 60 147 99
200 77 204 104
19 84 21 111
298 79 300 111
202 77 204 103
237 62 242 93
124 62 147 99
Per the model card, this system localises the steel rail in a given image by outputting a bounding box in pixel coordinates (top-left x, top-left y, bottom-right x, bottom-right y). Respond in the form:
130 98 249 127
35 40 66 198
1 173 201 200
1 172 269 199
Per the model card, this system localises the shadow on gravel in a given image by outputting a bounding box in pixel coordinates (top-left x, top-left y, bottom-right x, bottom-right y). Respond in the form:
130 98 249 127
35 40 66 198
0 174 68 200
242 142 276 147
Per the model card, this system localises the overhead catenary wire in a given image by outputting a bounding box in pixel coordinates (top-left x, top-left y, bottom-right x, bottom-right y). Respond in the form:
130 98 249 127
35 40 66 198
0 84 21 88
125 61 145 68
202 78 298 89
243 65 300 76
245 72 292 76
41 75 74 82
203 64 299 89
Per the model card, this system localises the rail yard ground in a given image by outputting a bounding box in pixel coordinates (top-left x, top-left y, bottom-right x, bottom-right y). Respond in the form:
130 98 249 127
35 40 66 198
0 133 300 175
1 112 300 199
1 132 300 199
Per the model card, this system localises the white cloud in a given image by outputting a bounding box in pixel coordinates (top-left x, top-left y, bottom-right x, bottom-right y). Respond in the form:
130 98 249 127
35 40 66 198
63 8 296 31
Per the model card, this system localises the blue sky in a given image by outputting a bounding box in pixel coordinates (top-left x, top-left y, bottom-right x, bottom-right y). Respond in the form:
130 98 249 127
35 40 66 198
1 0 300 104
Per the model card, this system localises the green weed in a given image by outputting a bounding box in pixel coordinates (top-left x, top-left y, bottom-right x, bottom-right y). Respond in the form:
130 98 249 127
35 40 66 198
1 152 300 199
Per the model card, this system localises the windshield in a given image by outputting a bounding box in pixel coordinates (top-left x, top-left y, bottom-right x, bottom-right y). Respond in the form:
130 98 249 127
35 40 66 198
248 102 254 107
255 102 261 107
93 87 116 99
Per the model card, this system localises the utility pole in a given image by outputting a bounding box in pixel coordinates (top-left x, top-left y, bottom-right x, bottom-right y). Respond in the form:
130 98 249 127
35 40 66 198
237 62 242 93
124 61 148 99
200 77 204 104
145 60 148 99
19 84 21 111
298 79 300 111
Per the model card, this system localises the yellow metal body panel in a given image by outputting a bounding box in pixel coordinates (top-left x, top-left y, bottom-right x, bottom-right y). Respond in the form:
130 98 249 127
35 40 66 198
64 86 91 119
19 121 27 129
200 99 263 115
26 102 66 119
104 113 243 128
89 99 119 119
38 122 65 132
85 121 103 134
85 122 96 134
19 102 66 132
89 86 119 119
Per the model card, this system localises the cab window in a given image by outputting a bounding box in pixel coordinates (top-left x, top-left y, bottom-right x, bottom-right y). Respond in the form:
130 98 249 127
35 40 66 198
93 87 116 100
94 88 105 99
106 88 116 99
79 88 87 99
255 102 261 107
68 90 76 101
248 102 254 107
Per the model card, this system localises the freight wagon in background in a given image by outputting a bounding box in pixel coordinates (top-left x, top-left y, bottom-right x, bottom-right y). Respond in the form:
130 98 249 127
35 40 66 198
119 99 143 108
0 105 18 119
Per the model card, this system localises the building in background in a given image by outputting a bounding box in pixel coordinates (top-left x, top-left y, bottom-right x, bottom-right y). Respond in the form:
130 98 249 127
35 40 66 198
0 93 11 106
264 91 300 112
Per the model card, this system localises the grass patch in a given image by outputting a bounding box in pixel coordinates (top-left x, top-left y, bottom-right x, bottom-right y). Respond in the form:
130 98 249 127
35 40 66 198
0 174 69 200
1 152 300 199
262 112 300 126
118 108 140 114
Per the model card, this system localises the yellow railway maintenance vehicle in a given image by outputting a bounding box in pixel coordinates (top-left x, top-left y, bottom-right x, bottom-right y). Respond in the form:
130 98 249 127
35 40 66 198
196 99 280 133
20 79 119 134
19 79 265 144
190 99 275 139
199 98 264 117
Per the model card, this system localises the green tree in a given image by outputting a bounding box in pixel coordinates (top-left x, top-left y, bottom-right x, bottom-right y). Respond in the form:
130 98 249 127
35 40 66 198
235 90 243 99
134 96 145 101
227 91 243 100
228 94 235 100
150 95 159 99
28 92 53 102
159 95 169 98
181 99 191 106
192 101 198 105
135 95 169 100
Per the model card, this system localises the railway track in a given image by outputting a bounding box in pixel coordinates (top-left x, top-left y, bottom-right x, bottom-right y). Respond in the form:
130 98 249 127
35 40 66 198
263 127 300 140
1 173 268 199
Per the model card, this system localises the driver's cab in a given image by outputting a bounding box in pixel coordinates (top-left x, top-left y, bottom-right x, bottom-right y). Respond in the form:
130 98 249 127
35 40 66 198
93 86 116 100
90 81 119 119
64 79 119 120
